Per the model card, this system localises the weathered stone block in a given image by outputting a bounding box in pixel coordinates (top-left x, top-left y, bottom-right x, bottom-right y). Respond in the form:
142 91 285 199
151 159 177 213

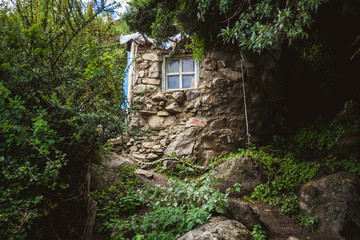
171 91 186 103
129 145 138 152
142 78 160 85
133 84 157 94
139 110 156 116
160 138 170 147
132 153 146 160
157 111 170 117
142 142 155 149
142 52 159 61
146 153 158 160
138 70 145 78
148 115 165 130
186 117 207 128
186 90 200 100
138 62 149 70
152 93 167 101
165 103 182 114
164 116 177 127
148 63 159 78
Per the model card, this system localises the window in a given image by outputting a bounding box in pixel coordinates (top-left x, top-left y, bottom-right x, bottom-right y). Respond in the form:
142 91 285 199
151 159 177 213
162 56 199 90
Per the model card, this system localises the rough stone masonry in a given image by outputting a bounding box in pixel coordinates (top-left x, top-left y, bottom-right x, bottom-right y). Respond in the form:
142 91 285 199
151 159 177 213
124 41 282 164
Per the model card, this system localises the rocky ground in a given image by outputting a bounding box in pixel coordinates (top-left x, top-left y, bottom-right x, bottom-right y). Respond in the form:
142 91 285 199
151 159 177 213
137 167 324 240
91 151 360 240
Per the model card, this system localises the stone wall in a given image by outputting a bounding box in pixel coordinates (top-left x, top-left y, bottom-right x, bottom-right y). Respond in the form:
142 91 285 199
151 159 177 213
125 43 282 164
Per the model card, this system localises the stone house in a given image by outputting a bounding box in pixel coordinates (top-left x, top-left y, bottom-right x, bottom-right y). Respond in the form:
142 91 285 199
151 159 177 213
120 33 282 164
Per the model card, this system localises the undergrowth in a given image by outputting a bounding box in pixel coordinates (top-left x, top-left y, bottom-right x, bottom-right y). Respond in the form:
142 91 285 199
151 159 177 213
92 167 229 240
154 157 207 179
228 110 359 231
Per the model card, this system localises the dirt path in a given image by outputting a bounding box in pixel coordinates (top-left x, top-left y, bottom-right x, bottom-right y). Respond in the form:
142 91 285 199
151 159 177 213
250 203 323 240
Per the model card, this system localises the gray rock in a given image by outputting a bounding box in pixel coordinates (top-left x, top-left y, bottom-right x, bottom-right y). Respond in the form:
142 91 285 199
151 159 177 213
164 128 196 156
172 91 186 103
142 52 159 61
148 63 159 78
165 102 182 114
164 116 177 127
129 145 138 152
139 110 156 116
146 153 158 160
157 110 170 117
142 142 155 149
163 160 179 170
214 156 266 197
160 138 170 147
90 151 133 190
142 78 160 85
133 84 157 94
148 115 165 130
287 237 300 240
135 169 154 178
138 70 145 78
177 217 253 240
300 171 360 240
132 153 146 160
333 135 360 159
224 199 260 230
186 90 200 100
152 93 167 101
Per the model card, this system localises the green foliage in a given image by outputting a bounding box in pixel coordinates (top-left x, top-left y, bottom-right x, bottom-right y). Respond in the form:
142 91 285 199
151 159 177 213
0 1 129 238
95 172 229 240
155 158 205 179
124 0 327 56
0 82 68 239
92 165 143 233
280 194 299 215
296 214 319 232
290 117 360 153
252 224 267 240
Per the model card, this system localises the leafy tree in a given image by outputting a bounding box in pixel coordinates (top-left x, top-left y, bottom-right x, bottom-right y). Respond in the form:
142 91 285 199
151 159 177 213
0 0 129 239
124 0 327 55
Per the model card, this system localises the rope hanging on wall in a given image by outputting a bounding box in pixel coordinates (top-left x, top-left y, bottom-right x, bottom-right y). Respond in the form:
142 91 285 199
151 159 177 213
240 53 251 147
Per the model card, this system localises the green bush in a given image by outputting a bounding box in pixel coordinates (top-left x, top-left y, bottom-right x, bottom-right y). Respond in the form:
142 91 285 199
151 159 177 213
0 1 129 238
95 173 229 240
252 224 267 240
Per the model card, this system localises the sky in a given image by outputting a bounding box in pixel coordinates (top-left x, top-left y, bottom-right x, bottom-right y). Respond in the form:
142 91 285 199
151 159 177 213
1 0 130 16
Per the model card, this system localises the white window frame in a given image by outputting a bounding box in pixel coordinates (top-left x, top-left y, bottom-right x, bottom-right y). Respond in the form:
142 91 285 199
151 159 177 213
162 55 199 91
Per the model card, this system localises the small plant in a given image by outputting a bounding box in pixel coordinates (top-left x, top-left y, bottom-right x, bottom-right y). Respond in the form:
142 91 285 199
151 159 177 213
296 214 319 232
280 195 299 215
155 158 205 179
252 224 267 240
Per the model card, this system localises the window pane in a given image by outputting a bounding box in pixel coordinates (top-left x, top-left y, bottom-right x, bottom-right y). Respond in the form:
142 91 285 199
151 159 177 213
167 60 180 73
182 59 194 72
168 75 179 89
182 75 195 89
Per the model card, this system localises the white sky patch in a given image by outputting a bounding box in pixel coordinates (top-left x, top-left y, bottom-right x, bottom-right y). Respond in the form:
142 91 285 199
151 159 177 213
114 0 129 15
1 0 129 15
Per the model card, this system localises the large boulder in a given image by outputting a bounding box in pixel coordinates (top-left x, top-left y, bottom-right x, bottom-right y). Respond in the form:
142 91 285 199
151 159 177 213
333 134 360 159
224 199 260 230
299 171 360 240
177 217 253 240
164 128 196 156
213 156 266 197
90 151 133 190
